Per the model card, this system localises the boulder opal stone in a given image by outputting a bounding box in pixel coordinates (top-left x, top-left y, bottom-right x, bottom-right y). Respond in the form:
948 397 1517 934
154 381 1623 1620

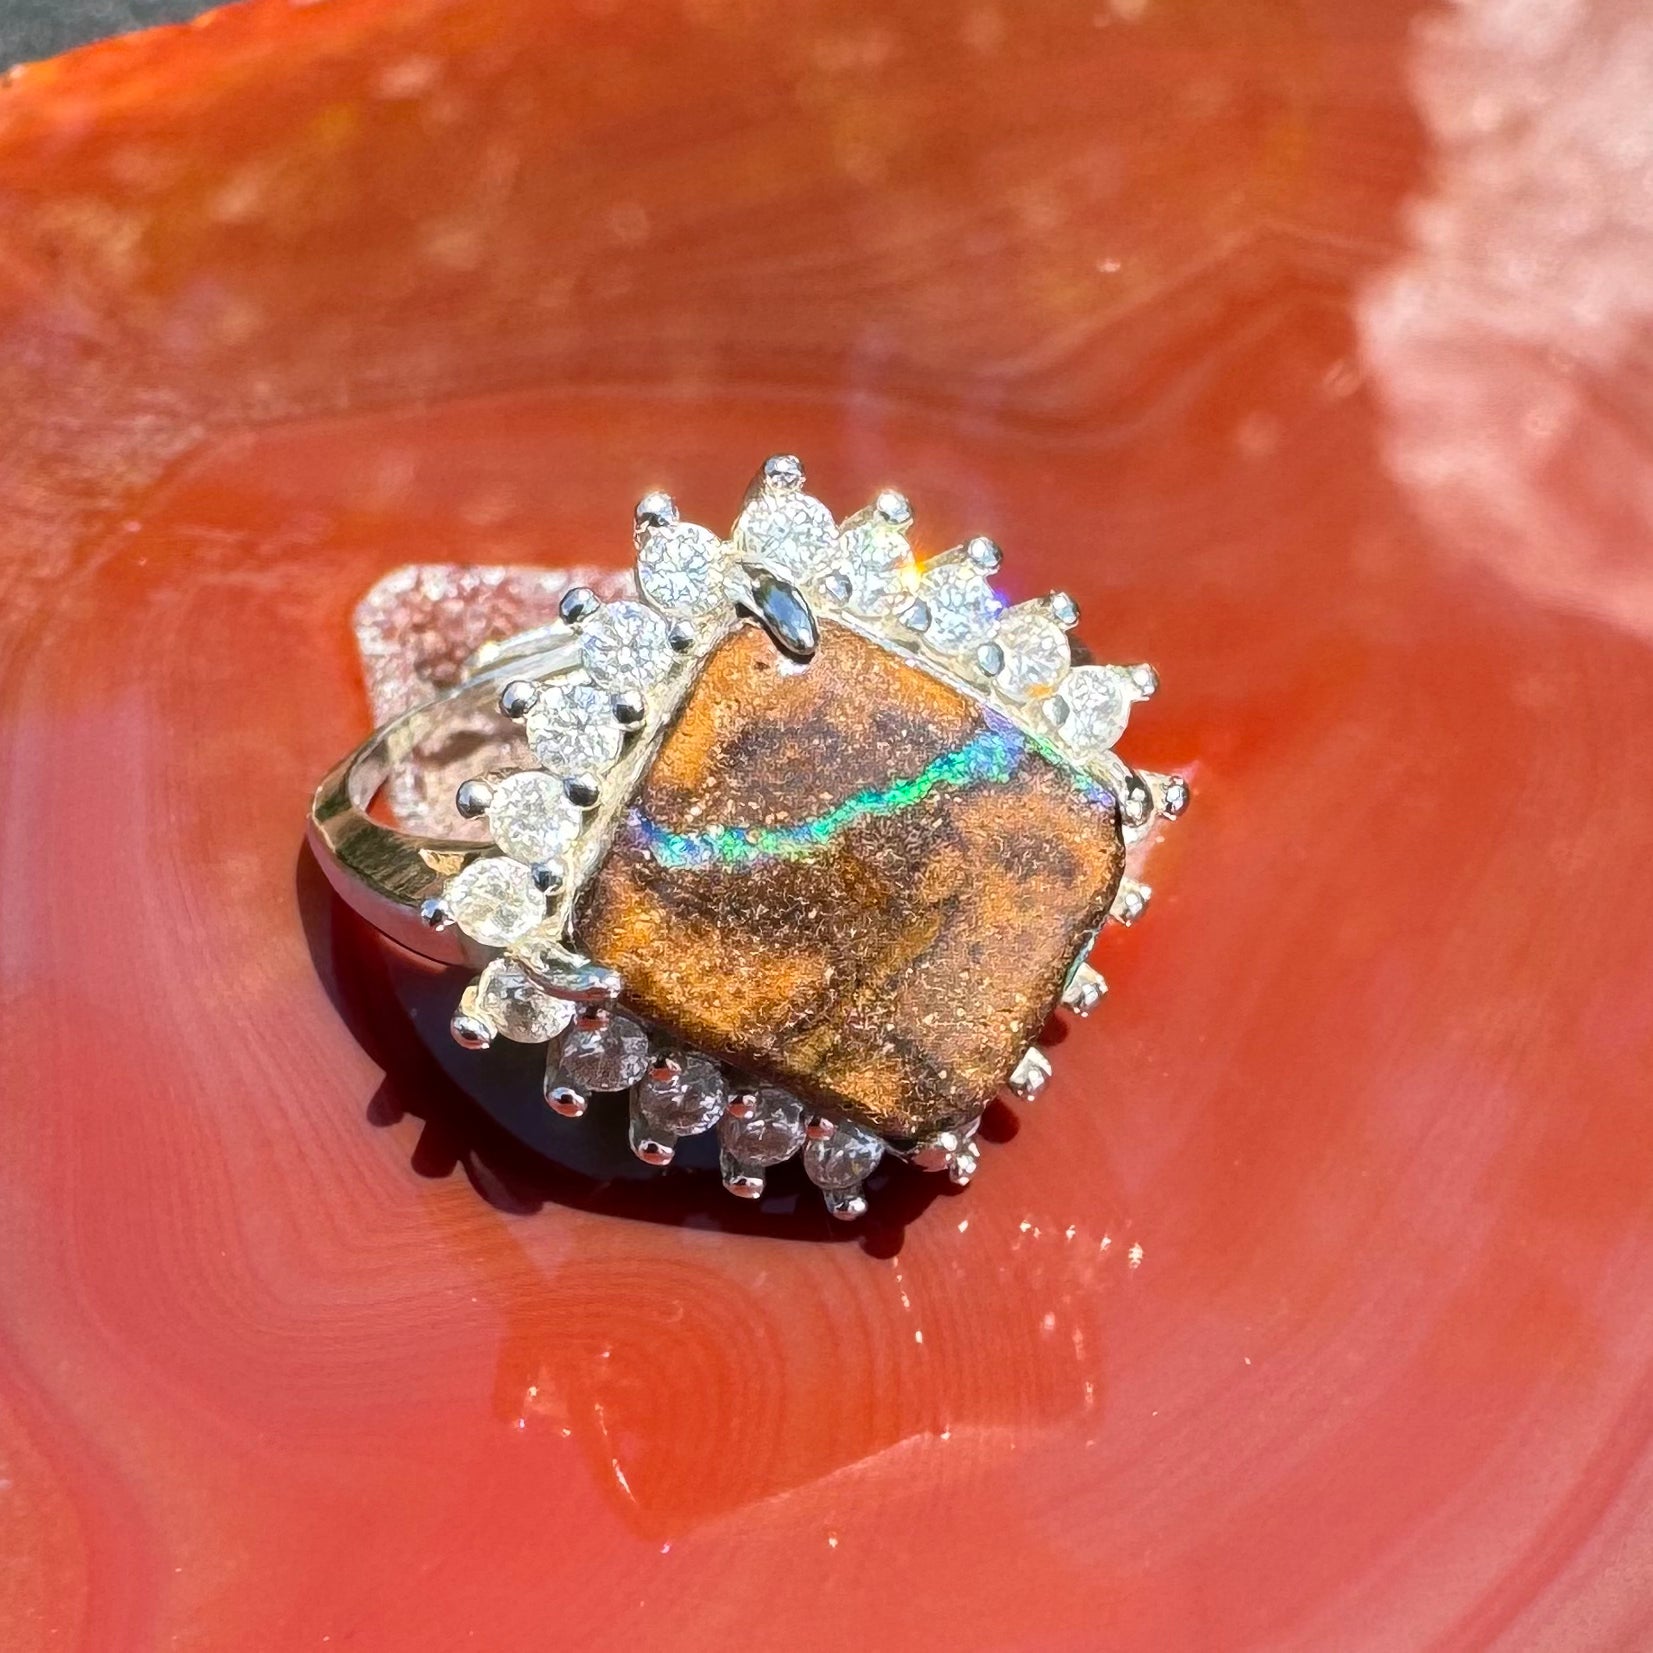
577 620 1125 1138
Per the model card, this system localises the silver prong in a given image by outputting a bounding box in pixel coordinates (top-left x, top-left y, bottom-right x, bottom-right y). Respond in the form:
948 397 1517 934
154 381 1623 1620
736 565 818 663
420 896 455 932
947 1144 980 1186
823 1187 869 1221
574 1004 612 1032
1111 879 1152 926
976 641 1006 679
822 572 853 605
667 618 697 654
530 959 622 1005
629 1113 676 1166
1063 962 1107 1017
633 490 678 534
559 586 601 627
1158 774 1190 818
1127 663 1159 700
610 688 647 731
725 1089 758 1121
1121 771 1154 829
449 1010 494 1051
1008 1047 1053 1101
455 778 493 820
964 535 1002 574
873 488 913 530
1048 592 1080 631
499 680 539 721
805 1114 837 1142
898 597 932 635
529 859 566 897
720 1152 766 1198
761 453 804 493
564 773 602 810
545 1078 588 1118
648 1052 684 1085
909 1130 961 1173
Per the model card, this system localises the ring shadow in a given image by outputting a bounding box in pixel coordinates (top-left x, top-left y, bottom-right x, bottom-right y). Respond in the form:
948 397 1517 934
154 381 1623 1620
295 841 956 1255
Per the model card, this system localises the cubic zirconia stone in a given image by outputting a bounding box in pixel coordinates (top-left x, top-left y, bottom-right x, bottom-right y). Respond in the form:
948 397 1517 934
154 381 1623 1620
525 682 623 775
734 492 838 582
916 563 999 655
994 608 1071 700
556 1012 651 1093
444 857 546 947
580 601 674 691
476 959 575 1043
716 1088 806 1165
835 519 913 616
636 1055 726 1136
485 771 583 864
803 1122 885 1189
637 522 729 617
1060 665 1132 752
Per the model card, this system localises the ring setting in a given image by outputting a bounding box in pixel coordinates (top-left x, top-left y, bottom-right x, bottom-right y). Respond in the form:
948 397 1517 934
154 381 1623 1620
311 456 1187 1219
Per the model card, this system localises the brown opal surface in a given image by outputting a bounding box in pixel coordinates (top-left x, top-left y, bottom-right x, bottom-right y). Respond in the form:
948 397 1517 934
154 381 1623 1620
577 620 1125 1137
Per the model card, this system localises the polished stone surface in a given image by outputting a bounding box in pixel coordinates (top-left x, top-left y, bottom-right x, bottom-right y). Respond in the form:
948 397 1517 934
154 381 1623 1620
579 621 1124 1136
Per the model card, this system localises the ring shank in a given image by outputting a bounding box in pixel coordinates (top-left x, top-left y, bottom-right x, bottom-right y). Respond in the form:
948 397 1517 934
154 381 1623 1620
308 633 581 965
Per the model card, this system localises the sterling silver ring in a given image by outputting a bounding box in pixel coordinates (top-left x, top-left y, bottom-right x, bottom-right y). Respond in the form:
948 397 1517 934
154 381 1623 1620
310 456 1188 1219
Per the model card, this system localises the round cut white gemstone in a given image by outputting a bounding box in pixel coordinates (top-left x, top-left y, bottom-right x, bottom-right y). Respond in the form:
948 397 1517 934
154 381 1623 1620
485 770 583 864
444 857 545 947
994 607 1071 700
803 1122 884 1189
525 682 623 775
580 600 674 691
734 492 838 582
717 1088 806 1165
1059 664 1132 752
556 1012 652 1093
637 522 729 617
476 959 574 1043
834 519 913 616
637 1055 726 1137
917 562 1000 655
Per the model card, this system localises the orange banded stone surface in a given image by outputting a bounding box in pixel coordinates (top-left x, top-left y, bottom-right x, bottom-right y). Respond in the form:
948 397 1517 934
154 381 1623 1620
577 621 1125 1137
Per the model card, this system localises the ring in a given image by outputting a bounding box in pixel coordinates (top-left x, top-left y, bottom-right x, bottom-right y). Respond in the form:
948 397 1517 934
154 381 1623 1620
310 455 1188 1219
